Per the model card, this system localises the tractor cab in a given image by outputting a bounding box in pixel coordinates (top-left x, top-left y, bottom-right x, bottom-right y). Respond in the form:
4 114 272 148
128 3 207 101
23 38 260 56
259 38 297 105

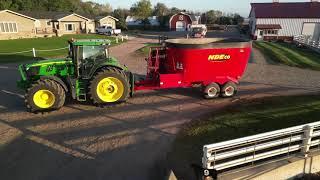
68 39 111 79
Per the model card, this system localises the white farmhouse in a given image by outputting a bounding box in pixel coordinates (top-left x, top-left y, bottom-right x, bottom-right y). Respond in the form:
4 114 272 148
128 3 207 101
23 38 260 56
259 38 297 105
249 1 320 41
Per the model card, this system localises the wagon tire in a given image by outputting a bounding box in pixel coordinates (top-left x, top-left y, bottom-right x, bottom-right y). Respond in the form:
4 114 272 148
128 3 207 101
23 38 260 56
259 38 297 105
204 83 220 99
221 82 237 98
89 67 129 105
25 79 66 112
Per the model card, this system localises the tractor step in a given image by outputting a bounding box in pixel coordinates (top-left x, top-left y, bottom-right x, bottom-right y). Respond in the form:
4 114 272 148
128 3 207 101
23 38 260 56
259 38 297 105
77 80 87 102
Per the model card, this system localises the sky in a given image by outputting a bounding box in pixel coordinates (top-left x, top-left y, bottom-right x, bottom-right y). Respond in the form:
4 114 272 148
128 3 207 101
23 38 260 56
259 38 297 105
88 0 310 17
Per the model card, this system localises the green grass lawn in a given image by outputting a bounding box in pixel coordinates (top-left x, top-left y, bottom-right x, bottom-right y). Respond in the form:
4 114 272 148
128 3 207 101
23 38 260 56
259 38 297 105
135 43 161 56
169 95 320 175
254 41 320 70
0 34 124 63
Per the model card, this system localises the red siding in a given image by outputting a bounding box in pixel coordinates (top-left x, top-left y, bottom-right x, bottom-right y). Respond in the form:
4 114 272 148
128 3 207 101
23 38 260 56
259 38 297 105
170 14 192 31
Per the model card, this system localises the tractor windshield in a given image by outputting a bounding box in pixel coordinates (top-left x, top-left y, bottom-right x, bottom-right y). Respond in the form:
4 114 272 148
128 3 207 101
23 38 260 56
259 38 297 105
81 46 108 60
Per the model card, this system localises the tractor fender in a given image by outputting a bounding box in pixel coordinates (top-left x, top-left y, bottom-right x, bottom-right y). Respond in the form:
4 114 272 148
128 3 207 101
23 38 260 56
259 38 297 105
40 76 69 92
89 65 126 78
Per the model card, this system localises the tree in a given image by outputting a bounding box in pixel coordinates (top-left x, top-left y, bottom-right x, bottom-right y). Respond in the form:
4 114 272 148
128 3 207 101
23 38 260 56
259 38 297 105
90 2 112 16
153 3 169 16
217 16 233 25
202 10 223 24
0 0 110 15
0 0 13 10
232 14 244 25
112 8 130 30
130 0 152 20
169 7 182 15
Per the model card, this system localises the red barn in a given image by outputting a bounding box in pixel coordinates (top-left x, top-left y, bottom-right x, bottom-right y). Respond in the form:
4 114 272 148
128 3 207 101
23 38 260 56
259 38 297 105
169 12 199 31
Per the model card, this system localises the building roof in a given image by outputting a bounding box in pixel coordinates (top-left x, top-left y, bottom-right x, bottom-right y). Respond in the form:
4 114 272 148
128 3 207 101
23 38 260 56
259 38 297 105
251 2 320 18
176 12 198 22
17 11 71 19
0 9 38 21
95 15 119 21
16 11 93 21
256 24 282 29
56 13 90 21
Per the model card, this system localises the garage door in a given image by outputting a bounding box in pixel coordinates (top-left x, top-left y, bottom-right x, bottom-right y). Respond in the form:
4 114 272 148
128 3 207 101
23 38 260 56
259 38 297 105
176 21 186 31
302 23 316 36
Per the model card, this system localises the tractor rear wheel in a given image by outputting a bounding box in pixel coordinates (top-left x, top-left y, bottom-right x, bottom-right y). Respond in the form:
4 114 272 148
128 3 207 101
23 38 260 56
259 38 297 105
204 83 220 99
89 67 129 104
25 79 66 112
221 82 237 98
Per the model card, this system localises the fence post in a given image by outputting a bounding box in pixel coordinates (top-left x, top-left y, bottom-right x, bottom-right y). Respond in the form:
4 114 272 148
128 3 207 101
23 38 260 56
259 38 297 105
302 125 314 157
32 48 36 57
121 35 124 42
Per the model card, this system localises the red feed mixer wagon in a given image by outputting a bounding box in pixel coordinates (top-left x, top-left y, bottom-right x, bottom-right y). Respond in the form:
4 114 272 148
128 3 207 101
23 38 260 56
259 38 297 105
134 38 252 98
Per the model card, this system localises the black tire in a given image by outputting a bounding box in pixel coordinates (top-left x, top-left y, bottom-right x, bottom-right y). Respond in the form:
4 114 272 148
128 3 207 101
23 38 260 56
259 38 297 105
89 67 129 104
204 83 220 99
221 82 237 98
25 79 66 112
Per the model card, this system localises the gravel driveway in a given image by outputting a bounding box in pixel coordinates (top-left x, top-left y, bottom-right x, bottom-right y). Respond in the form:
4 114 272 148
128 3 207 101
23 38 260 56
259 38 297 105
0 34 319 180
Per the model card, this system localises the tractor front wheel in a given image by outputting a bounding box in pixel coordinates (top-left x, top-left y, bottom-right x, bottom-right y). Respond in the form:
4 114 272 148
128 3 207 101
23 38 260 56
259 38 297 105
204 83 220 99
89 67 129 104
25 79 66 112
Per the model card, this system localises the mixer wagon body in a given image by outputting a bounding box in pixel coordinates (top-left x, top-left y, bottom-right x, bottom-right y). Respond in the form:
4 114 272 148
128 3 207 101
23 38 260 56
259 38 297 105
134 38 252 98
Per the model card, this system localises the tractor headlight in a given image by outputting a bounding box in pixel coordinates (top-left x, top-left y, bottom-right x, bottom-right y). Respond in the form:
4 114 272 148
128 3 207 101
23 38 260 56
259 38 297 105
26 66 40 77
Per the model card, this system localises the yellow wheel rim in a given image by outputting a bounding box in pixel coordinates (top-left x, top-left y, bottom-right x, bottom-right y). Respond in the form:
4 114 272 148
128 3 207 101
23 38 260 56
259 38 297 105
96 77 124 102
33 90 55 109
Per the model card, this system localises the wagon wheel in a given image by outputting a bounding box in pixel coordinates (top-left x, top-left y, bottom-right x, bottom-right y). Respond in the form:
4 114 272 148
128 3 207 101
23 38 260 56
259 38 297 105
221 82 238 98
204 83 220 99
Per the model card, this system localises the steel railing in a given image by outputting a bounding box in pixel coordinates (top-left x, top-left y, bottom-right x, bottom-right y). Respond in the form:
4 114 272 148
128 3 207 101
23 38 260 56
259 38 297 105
202 121 320 171
294 35 320 49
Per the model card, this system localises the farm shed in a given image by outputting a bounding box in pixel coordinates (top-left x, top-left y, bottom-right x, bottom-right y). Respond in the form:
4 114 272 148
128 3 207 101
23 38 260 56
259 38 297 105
249 1 320 41
169 12 200 31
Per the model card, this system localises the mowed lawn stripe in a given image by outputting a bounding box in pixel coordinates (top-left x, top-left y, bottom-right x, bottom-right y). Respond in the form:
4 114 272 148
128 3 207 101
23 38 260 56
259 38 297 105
254 42 299 66
267 42 320 68
254 41 320 70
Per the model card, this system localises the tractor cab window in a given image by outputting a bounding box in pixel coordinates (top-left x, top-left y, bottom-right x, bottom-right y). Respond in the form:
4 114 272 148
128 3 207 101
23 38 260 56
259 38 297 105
80 45 108 61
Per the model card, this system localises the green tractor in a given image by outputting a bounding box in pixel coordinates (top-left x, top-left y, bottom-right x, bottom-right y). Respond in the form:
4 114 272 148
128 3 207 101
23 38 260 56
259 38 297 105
17 39 133 112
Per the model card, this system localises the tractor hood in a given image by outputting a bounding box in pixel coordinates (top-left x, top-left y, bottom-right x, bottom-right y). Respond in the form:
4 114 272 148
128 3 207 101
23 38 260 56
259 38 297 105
18 58 73 82
24 58 72 69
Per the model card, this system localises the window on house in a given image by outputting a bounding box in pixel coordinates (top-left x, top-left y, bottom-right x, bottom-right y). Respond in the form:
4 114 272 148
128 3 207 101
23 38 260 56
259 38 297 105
0 22 18 33
65 24 75 31
264 29 279 35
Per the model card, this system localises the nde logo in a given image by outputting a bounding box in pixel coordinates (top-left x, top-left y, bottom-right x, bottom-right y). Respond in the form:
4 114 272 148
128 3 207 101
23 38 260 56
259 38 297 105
208 54 231 61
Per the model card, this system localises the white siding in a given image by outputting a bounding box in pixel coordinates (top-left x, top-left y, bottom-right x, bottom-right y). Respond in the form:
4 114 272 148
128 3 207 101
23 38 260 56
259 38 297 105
256 18 320 36
302 23 317 36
